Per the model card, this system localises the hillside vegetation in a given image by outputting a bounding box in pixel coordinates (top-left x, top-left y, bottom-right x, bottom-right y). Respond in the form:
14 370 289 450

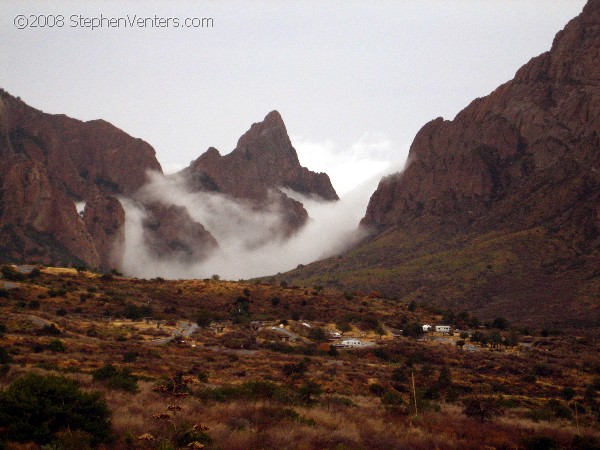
1 265 600 449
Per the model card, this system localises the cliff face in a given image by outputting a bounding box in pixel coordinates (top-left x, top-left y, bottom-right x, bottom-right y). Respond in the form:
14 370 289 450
362 0 600 244
183 111 338 234
142 203 218 263
0 90 163 268
274 1 600 326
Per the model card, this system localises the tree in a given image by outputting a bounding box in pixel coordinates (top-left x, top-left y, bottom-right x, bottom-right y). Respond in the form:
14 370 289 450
402 323 424 339
0 373 112 445
491 317 510 330
298 381 322 404
195 308 215 327
488 331 503 348
308 327 327 342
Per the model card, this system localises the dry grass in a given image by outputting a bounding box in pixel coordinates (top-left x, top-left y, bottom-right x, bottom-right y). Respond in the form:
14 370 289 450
1 266 600 448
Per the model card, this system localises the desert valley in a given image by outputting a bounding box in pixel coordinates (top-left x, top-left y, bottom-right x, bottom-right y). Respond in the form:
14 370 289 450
1 1 600 449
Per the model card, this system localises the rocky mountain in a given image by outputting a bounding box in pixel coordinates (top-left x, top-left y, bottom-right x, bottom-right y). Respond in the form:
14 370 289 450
0 91 336 270
181 110 338 234
270 0 600 327
0 90 161 268
0 90 218 269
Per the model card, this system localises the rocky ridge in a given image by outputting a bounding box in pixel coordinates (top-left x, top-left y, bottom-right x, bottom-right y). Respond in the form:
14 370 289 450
182 110 338 235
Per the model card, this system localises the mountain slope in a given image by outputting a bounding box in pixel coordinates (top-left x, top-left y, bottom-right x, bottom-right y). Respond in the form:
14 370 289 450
269 0 600 327
0 90 163 268
181 111 338 234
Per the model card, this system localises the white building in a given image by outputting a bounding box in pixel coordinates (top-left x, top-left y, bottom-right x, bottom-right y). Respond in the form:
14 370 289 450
340 338 365 348
435 325 451 333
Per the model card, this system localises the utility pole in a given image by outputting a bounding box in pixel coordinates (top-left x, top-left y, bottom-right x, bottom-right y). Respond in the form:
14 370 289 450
412 370 418 416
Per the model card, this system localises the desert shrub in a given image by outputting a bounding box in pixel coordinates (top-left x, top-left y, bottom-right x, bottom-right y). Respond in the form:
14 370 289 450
322 395 355 408
0 373 111 446
381 390 404 406
370 346 402 363
297 380 322 405
39 323 61 335
523 374 537 383
92 364 138 392
0 347 12 364
547 399 572 419
195 380 291 404
560 386 576 401
47 339 66 352
123 351 138 363
533 363 554 377
463 397 503 422
369 383 386 396
520 435 559 450
0 322 6 337
196 371 208 383
122 303 152 320
525 407 556 422
282 360 308 378
264 341 295 354
48 287 67 297
28 300 40 309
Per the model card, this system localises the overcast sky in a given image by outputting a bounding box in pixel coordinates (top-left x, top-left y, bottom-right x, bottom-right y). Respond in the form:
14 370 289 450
1 1 586 195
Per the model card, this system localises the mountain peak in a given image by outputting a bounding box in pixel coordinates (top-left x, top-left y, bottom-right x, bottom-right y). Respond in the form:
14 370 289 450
235 110 291 155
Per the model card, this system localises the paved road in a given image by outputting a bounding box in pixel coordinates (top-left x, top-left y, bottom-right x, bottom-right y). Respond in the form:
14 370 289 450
270 326 303 341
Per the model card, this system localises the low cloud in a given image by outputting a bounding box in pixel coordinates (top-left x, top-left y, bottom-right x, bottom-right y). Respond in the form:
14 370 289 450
120 137 407 280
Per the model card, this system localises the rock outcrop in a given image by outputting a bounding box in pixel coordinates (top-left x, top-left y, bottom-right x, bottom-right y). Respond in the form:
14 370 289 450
0 90 338 269
182 111 338 234
82 193 126 270
142 203 218 263
275 0 600 326
0 90 163 268
362 0 600 246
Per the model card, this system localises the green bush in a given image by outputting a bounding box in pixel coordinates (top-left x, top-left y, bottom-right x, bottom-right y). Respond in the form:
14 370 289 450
0 347 12 364
196 380 291 403
92 364 138 392
0 373 112 446
47 339 66 352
